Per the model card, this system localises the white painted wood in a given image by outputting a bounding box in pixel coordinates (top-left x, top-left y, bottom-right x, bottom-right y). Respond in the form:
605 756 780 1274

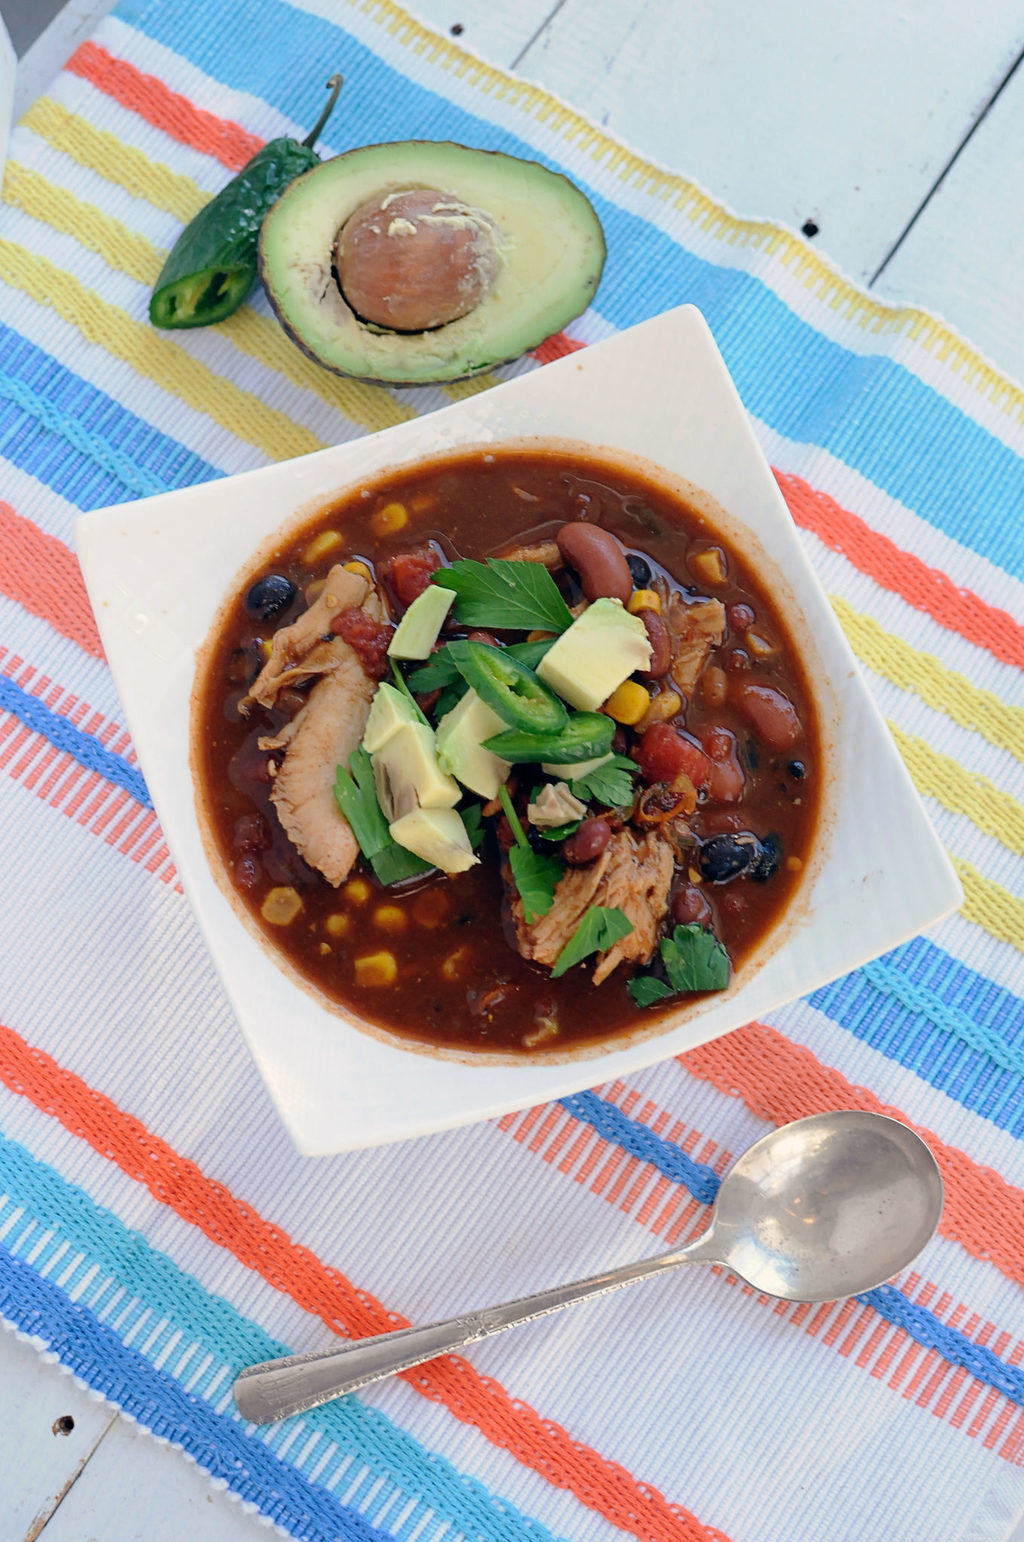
0 1327 116 1540
873 51 1024 387
392 0 561 67
11 0 117 119
515 0 1024 284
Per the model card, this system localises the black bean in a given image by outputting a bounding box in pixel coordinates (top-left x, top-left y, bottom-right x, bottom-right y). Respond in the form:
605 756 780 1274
245 574 296 620
626 552 652 587
788 759 806 780
750 833 782 883
699 832 760 883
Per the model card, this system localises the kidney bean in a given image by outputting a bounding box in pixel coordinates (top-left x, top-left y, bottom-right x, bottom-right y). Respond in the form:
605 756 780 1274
672 885 711 926
701 664 728 706
233 853 261 890
698 726 746 803
467 630 499 647
639 609 671 677
735 681 802 749
563 817 611 865
725 649 751 672
233 812 270 852
726 601 755 632
638 722 711 789
556 522 632 603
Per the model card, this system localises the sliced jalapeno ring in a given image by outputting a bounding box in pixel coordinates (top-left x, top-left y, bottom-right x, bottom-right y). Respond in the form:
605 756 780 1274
449 640 567 734
482 711 615 766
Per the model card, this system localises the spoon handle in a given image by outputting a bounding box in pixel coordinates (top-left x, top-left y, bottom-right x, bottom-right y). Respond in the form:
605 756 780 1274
234 1233 719 1424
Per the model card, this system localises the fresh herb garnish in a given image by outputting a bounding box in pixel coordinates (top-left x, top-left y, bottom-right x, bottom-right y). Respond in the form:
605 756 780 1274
461 801 485 850
389 660 430 725
571 754 638 808
334 748 432 884
406 650 460 694
550 904 633 979
432 559 573 634
499 784 562 925
627 922 730 1006
507 638 555 669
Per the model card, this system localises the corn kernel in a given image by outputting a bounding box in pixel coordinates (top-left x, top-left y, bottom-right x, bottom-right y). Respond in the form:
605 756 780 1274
343 559 373 584
303 528 343 565
258 638 273 662
318 941 331 955
410 491 437 514
354 951 397 987
324 912 350 937
690 546 727 585
627 589 661 614
374 903 407 934
261 886 303 925
526 629 556 644
688 867 703 885
605 680 651 725
786 855 804 873
442 947 468 981
304 578 326 604
639 689 681 729
344 878 370 905
745 630 776 658
371 501 408 537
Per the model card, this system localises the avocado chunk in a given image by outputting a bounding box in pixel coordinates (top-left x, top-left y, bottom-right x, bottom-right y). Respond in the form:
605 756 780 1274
537 598 651 712
372 722 460 821
259 141 605 384
389 807 478 874
362 681 421 754
435 687 511 800
387 584 455 661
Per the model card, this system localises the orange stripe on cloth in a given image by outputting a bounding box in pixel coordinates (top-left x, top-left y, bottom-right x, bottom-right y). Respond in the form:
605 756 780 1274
66 42 261 171
776 471 1024 669
0 503 103 660
0 1020 726 1542
681 1022 1024 1290
532 332 587 364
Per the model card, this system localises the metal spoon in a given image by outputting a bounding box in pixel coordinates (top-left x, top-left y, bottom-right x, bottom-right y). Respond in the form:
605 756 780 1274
234 1110 943 1425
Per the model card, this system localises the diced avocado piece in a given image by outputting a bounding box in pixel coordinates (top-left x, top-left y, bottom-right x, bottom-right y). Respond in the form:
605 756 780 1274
537 598 651 712
258 141 605 385
435 688 511 800
372 722 460 821
388 585 455 661
389 807 478 874
363 682 420 754
541 750 614 781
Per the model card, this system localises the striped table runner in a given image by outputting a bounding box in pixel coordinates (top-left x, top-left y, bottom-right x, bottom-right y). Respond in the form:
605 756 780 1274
0 2 1022 1538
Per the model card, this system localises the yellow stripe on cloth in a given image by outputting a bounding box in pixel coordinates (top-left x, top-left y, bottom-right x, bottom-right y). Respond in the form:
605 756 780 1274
954 860 1024 952
3 156 414 436
0 237 323 461
360 0 1024 422
890 724 1024 859
831 595 1024 762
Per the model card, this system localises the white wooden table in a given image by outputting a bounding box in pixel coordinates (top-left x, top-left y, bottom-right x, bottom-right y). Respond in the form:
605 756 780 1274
2 0 1023 1535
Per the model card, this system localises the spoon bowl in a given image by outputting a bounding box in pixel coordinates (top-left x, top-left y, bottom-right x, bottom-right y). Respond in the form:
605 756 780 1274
234 1110 944 1424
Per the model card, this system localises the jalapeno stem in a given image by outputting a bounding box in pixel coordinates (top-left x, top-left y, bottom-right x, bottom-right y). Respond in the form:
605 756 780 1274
302 73 344 149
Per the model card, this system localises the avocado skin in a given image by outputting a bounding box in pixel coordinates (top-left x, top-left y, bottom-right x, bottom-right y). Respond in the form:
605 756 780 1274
258 140 606 386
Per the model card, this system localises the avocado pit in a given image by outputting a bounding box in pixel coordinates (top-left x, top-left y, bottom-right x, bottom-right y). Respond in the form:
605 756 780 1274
334 188 501 333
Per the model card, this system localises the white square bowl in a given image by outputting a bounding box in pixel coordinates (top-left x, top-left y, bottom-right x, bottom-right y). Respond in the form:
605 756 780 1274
75 306 961 1155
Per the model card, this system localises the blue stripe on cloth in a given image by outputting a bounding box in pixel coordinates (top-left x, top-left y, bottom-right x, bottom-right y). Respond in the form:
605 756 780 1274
0 324 221 510
0 1247 408 1542
810 937 1024 1137
0 1134 564 1542
0 672 151 806
563 1089 1024 1404
115 0 1024 578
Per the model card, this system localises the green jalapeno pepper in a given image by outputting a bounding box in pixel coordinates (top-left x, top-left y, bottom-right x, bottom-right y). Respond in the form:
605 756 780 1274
149 74 343 330
448 640 567 735
483 711 615 766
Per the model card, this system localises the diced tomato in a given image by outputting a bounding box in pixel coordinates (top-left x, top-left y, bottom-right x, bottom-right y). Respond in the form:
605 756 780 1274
735 681 802 750
330 606 392 678
698 726 746 803
383 546 442 610
637 722 711 788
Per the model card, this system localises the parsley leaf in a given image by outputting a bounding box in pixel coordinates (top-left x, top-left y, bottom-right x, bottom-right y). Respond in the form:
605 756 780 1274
432 560 573 634
334 749 432 884
499 784 563 924
390 661 430 724
571 754 638 808
406 651 460 694
461 801 485 850
550 904 633 979
627 923 730 1007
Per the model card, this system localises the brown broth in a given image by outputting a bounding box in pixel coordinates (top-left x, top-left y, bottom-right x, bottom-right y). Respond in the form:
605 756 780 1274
195 449 820 1053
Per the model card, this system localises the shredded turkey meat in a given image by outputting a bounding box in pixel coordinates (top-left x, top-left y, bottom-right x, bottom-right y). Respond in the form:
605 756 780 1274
245 565 369 708
511 828 674 983
489 538 562 568
665 597 726 696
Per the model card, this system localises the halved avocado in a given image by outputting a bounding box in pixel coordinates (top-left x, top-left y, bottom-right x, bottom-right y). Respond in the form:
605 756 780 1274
258 140 605 384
